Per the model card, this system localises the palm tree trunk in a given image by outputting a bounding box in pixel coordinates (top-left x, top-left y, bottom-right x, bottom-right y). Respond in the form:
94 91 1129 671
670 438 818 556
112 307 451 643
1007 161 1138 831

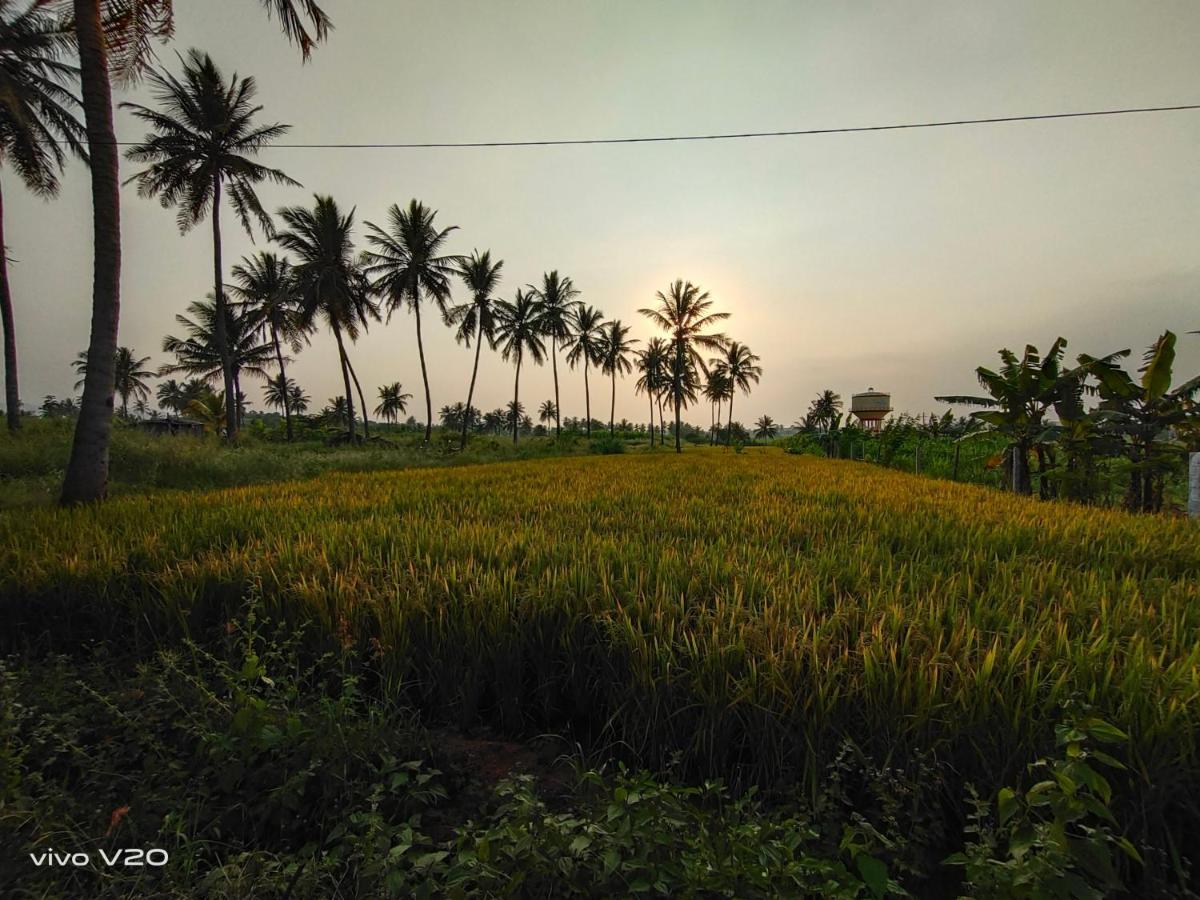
332 324 356 440
270 324 294 441
673 342 682 453
610 369 616 435
413 289 432 444
649 394 655 447
62 0 120 504
460 316 484 450
583 361 591 437
346 354 370 438
551 335 561 438
726 394 734 446
0 178 19 432
210 175 237 441
512 354 522 444
233 370 244 429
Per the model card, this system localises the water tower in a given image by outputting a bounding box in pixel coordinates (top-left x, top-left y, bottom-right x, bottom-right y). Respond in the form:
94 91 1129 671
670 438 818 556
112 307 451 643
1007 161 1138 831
850 388 892 431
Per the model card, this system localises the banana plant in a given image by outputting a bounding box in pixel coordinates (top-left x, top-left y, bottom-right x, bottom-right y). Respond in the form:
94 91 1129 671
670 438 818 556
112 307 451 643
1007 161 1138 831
1078 331 1200 512
937 339 1090 496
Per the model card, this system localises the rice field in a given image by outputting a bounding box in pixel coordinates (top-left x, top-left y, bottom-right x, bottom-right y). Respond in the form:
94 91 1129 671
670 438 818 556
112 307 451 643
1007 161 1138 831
2 448 1198 826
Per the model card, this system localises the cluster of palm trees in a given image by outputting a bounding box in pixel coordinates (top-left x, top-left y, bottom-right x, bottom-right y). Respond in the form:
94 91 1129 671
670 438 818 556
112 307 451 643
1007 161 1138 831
3 1 767 510
0 0 332 503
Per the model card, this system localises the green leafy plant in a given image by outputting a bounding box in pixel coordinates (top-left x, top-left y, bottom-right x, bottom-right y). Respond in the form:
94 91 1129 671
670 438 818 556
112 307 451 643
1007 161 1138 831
946 705 1142 898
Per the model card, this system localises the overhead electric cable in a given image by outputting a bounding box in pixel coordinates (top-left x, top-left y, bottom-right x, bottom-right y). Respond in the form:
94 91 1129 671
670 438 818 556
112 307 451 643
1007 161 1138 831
47 103 1200 148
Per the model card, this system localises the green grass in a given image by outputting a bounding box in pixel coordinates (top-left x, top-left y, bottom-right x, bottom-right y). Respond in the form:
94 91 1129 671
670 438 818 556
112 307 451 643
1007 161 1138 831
2 447 1198 856
0 418 613 507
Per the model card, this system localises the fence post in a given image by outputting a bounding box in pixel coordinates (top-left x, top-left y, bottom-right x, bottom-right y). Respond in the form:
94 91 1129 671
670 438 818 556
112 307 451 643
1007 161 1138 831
1190 452 1199 518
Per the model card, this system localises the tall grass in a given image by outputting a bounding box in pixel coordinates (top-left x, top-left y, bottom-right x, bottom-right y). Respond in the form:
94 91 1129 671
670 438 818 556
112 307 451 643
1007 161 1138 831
2 448 1198 839
0 418 597 506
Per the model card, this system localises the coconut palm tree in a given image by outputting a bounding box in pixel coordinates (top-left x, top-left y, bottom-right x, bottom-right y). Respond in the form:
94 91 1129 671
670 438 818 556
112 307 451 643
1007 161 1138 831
754 415 778 441
322 395 350 428
274 195 376 441
504 400 529 435
564 304 605 438
155 376 206 415
263 373 294 414
122 49 298 441
599 319 637 436
62 0 330 502
0 1 85 431
448 250 502 449
113 347 154 419
529 270 579 438
538 399 558 427
362 200 462 444
287 382 310 415
183 389 226 434
639 280 729 452
375 382 412 424
635 338 668 447
159 296 274 426
702 370 729 445
712 341 762 446
493 289 545 443
230 252 307 441
75 346 153 418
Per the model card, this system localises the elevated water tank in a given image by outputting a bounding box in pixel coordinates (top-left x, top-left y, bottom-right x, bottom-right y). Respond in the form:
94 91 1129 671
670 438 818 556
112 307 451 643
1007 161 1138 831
850 388 892 431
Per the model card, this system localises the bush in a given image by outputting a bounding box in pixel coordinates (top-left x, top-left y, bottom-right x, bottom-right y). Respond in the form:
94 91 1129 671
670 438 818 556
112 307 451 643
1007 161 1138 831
590 435 625 454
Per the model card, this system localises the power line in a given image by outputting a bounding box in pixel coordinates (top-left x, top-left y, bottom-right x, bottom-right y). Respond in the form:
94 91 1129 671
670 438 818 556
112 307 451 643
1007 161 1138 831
83 103 1200 149
44 103 1200 149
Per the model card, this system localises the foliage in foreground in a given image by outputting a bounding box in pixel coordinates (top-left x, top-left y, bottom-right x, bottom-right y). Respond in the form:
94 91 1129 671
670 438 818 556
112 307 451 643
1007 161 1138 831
0 613 1157 897
2 452 1198 853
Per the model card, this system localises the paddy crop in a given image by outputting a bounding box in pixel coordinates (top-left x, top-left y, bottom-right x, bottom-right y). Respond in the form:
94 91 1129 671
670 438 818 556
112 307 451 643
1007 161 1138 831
2 448 1198 828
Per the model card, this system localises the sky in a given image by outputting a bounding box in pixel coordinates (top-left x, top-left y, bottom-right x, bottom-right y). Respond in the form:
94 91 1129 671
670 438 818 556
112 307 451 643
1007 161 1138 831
8 0 1200 427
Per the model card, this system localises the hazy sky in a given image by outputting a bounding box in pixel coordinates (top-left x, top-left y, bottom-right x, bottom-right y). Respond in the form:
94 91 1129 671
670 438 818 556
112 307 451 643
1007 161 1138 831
9 0 1200 426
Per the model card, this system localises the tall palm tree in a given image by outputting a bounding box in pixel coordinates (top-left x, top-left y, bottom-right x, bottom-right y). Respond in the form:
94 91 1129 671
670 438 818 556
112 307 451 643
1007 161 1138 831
374 382 412 423
159 296 274 425
635 337 668 448
529 270 579 438
538 399 557 427
563 304 605 437
274 195 375 441
702 370 729 445
122 49 297 441
806 389 843 431
155 376 206 415
0 0 85 431
448 249 502 449
639 280 729 452
712 341 762 446
230 252 307 440
362 199 462 444
62 0 329 503
493 289 545 443
754 415 778 441
287 381 310 414
263 373 293 414
599 319 637 436
73 346 153 418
